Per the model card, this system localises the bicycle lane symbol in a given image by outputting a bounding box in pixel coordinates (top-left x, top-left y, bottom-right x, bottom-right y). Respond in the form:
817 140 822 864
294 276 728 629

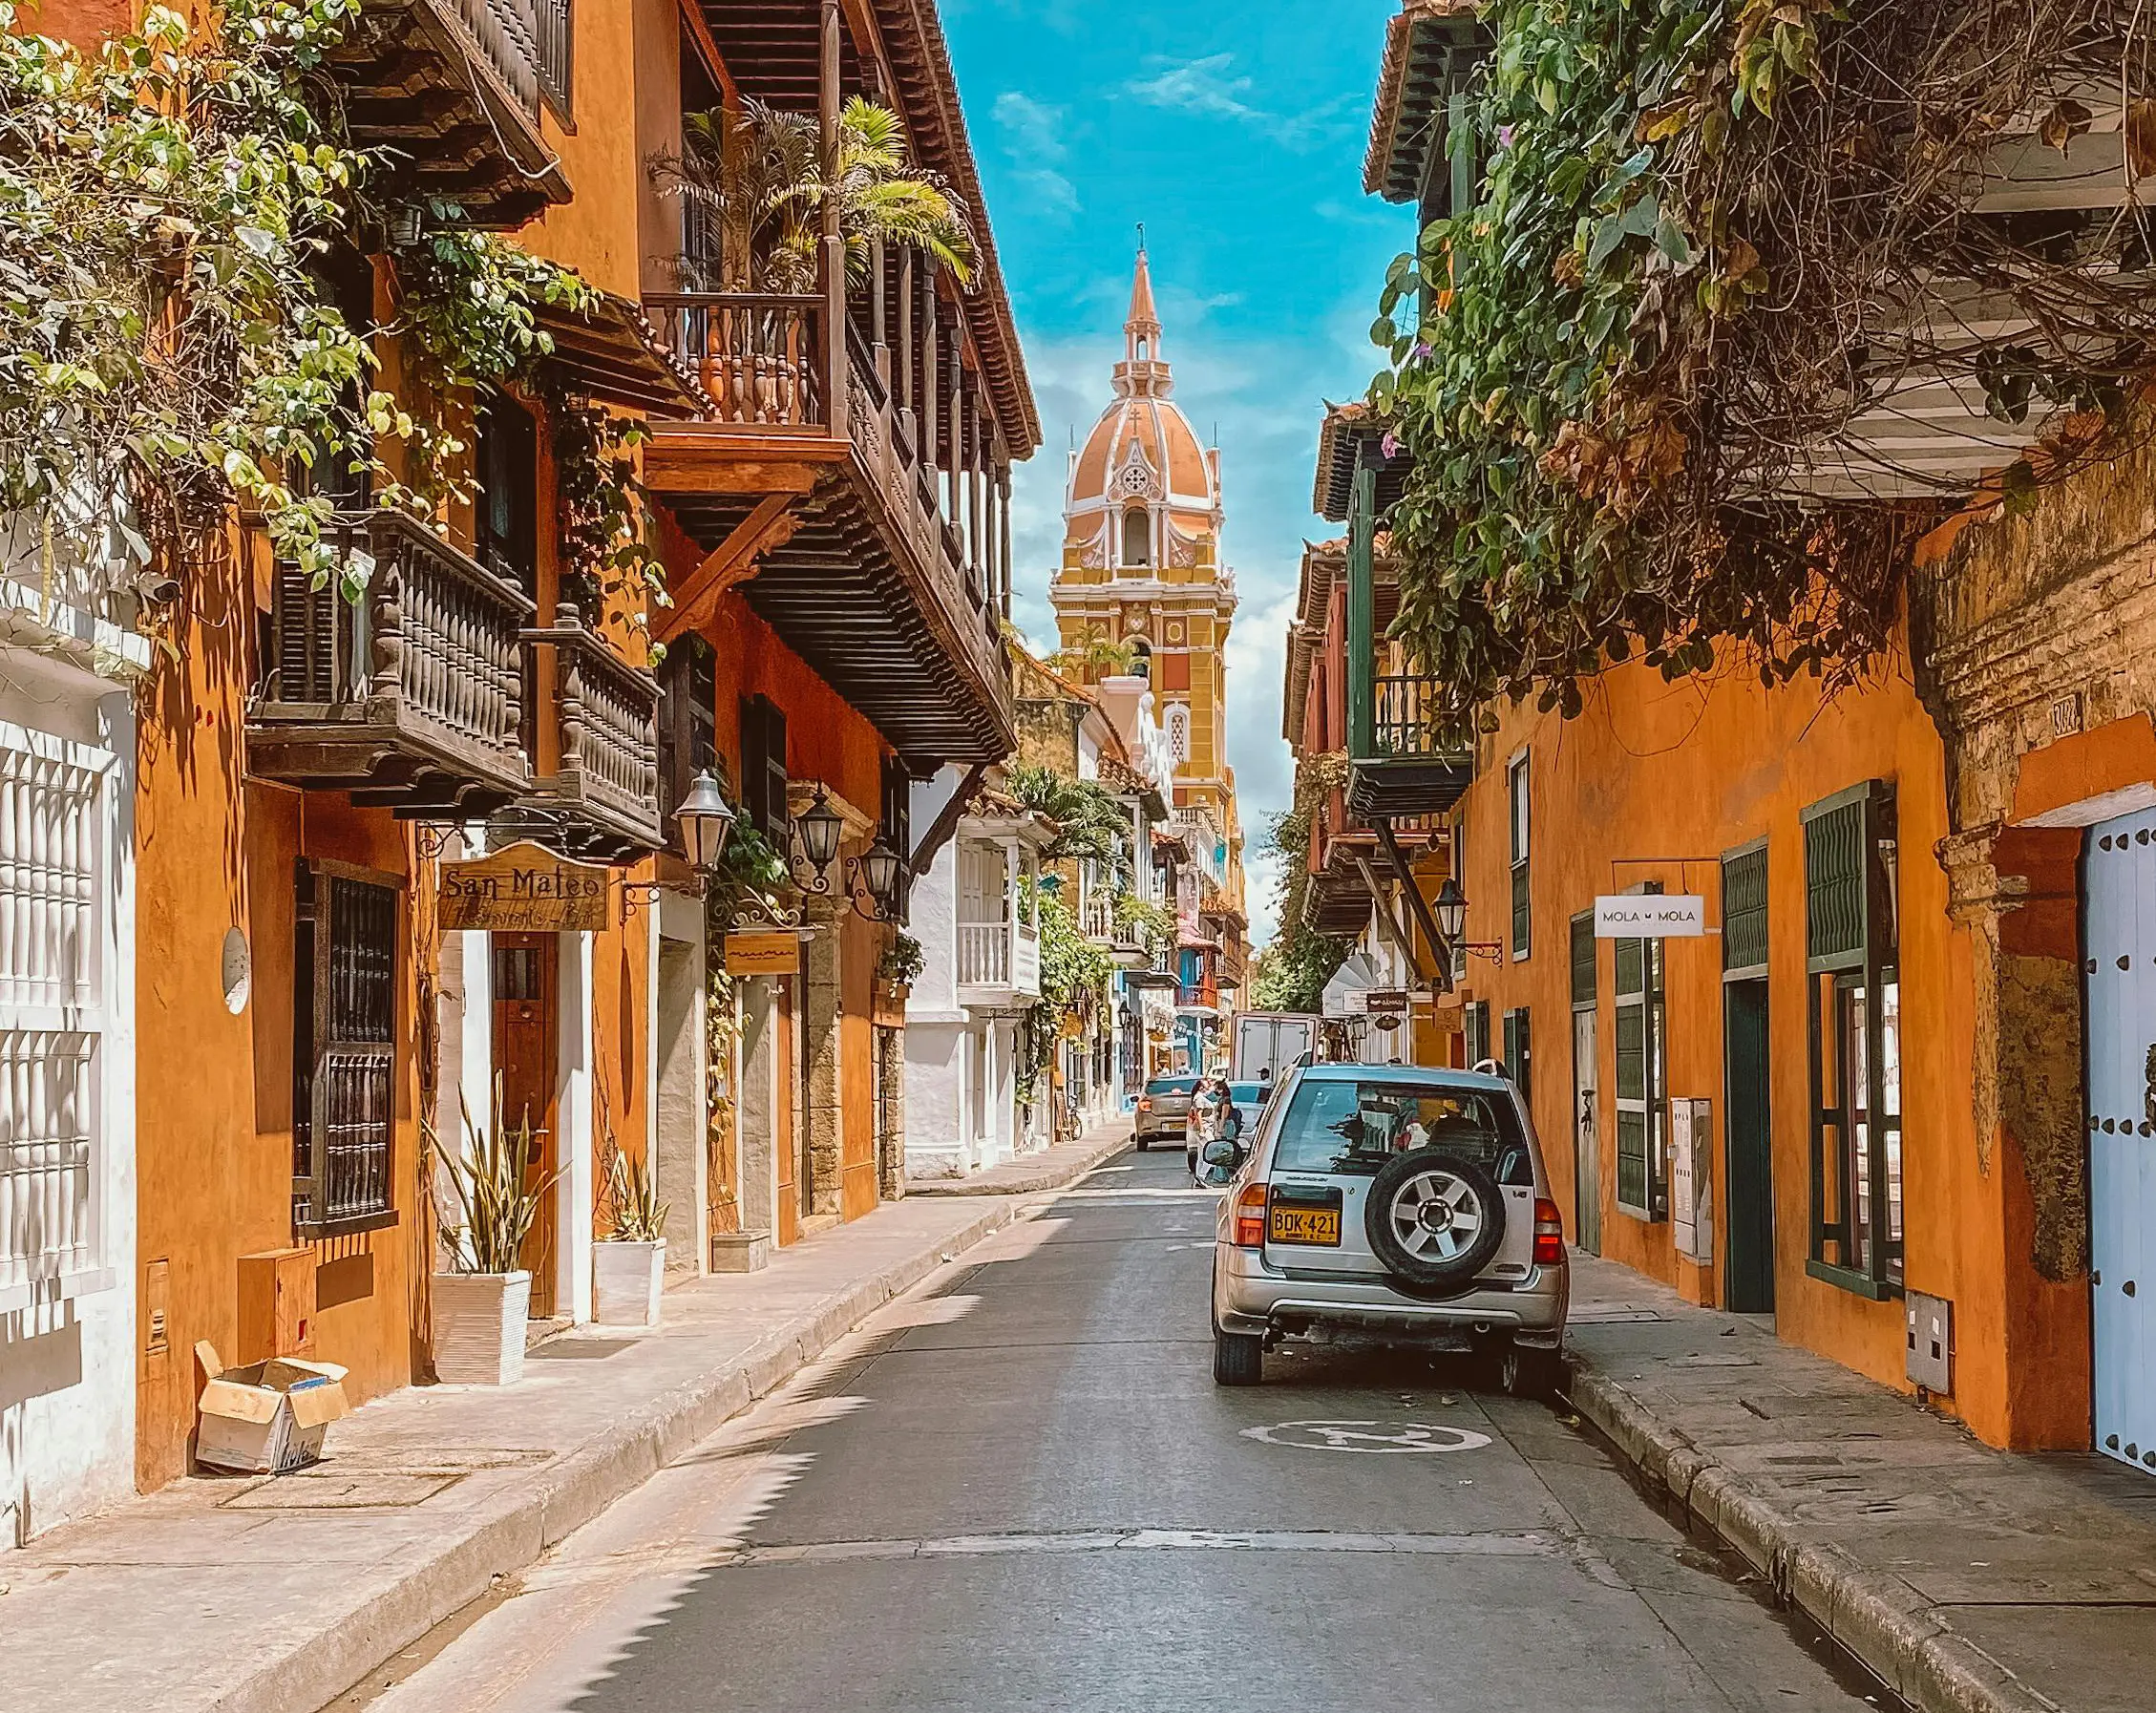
1239 1419 1492 1454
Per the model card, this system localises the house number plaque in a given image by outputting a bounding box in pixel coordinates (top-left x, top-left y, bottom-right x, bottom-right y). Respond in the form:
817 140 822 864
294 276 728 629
440 842 611 933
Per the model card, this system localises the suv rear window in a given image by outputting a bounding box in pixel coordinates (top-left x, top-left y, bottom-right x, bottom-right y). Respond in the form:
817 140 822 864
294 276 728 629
1146 1077 1198 1095
1272 1079 1532 1186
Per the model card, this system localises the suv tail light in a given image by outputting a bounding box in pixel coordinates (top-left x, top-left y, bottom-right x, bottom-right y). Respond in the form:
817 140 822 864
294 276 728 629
1233 1184 1268 1249
1136 1096 1152 1112
1532 1198 1566 1267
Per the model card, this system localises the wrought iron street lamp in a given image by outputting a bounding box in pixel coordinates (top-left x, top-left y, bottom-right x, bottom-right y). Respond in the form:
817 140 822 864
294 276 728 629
793 786 845 883
1432 877 1504 964
622 772 738 920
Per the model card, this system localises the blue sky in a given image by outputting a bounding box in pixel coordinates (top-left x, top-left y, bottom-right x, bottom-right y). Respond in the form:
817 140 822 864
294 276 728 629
941 0 1414 947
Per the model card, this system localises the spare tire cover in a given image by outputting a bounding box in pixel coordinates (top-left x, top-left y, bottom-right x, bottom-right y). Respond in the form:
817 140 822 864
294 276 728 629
1363 1148 1507 1289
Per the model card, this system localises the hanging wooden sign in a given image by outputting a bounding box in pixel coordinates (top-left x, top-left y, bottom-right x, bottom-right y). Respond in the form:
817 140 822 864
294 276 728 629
440 842 611 933
725 930 803 976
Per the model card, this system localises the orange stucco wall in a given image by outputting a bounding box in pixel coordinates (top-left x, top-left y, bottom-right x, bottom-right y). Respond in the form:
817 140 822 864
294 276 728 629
134 545 426 1487
1448 622 2084 1449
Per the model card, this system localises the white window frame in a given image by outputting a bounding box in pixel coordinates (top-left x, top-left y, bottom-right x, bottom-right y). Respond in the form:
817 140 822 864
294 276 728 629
0 718 117 1313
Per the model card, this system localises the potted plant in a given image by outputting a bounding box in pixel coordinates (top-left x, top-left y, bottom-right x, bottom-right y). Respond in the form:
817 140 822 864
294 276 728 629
594 1148 671 1326
430 1092 558 1385
877 931 924 1004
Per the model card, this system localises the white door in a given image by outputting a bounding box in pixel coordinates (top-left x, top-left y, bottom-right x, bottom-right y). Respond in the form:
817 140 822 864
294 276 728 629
2088 806 2156 1473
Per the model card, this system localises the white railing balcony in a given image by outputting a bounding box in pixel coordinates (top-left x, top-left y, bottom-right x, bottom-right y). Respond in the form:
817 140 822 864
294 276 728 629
1082 895 1117 942
958 920 1041 1002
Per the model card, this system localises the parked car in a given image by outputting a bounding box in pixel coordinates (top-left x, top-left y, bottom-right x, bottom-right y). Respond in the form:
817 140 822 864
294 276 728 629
1205 1062 1569 1393
1132 1076 1198 1150
1188 1080 1273 1179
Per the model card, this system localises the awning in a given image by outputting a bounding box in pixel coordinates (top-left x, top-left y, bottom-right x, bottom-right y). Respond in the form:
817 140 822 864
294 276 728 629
1322 951 1384 1019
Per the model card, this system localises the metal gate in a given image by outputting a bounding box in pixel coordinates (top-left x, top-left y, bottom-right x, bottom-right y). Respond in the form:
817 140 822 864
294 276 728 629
2089 805 2156 1473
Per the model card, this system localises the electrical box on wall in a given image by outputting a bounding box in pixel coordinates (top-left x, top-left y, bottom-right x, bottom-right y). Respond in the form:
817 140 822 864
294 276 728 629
1907 1290 1954 1394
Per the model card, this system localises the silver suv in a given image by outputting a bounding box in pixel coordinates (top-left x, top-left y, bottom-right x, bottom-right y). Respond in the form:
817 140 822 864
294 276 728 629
1207 1063 1569 1392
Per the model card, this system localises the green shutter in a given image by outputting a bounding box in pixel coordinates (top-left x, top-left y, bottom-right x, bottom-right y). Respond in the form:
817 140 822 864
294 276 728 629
1571 912 1596 1006
1803 782 1892 973
1723 845 1768 973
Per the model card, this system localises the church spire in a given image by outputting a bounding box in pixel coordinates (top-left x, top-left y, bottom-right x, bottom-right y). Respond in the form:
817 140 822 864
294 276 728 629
1118 236 1169 396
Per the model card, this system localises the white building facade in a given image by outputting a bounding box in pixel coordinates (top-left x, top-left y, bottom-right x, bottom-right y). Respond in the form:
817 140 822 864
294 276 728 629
0 517 148 1549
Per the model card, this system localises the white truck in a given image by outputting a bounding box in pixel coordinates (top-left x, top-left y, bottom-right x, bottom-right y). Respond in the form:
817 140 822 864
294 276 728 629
1232 1011 1319 1087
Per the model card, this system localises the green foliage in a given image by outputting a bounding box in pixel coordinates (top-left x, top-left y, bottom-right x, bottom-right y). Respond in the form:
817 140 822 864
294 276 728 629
0 0 625 612
0 0 386 587
649 95 974 292
1008 765 1132 876
1250 924 1346 1015
1016 890 1115 1092
879 931 925 987
552 399 666 636
599 1147 670 1244
431 1086 561 1275
1373 0 2148 726
708 815 793 919
1111 890 1174 957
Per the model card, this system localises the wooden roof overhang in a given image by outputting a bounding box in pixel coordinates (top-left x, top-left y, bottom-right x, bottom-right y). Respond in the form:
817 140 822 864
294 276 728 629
323 0 571 227
1348 751 1475 823
539 297 713 418
690 0 1041 455
1364 2 1491 206
646 427 1014 768
1315 405 1414 523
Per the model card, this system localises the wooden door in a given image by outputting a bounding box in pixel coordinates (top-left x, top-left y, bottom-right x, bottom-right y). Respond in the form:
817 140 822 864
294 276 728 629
1723 979 1776 1314
493 934 559 1319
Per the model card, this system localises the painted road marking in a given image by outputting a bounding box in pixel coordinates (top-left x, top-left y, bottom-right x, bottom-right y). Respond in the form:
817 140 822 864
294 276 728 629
1241 1419 1493 1454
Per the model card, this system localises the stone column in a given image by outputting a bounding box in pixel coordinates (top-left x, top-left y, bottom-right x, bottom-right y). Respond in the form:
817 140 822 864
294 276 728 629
877 1020 907 1202
801 893 847 1222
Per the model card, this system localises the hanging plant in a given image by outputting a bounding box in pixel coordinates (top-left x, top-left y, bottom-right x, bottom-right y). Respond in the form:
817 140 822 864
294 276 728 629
551 396 667 642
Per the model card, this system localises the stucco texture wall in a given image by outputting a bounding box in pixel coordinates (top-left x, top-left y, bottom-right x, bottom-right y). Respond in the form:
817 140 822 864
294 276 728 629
1448 624 2072 1448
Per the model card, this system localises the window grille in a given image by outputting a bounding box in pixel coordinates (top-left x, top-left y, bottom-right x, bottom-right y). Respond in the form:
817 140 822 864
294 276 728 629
535 0 573 118
1803 781 1902 1297
0 726 111 1303
1502 1006 1532 1104
1570 911 1596 1007
738 695 789 841
293 860 403 1237
1508 752 1531 959
1614 926 1667 1220
1723 843 1769 974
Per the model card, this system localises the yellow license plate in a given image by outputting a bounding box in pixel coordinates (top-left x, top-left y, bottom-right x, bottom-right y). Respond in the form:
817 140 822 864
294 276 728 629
1268 1205 1341 1247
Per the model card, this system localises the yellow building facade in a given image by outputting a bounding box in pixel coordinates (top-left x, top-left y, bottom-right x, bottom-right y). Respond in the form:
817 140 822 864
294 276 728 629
1052 249 1245 912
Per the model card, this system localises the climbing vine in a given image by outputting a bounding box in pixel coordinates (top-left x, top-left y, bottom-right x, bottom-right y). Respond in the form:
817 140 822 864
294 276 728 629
1374 0 2156 730
551 399 667 639
0 0 647 617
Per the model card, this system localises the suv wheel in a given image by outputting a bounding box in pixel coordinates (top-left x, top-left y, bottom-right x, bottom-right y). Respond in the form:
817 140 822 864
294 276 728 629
1134 1134 1150 1152
1363 1149 1507 1290
1213 1324 1263 1385
1498 1343 1562 1399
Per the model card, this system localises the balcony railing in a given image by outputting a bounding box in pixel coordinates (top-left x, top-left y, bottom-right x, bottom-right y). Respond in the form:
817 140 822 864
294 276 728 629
1372 674 1454 758
1082 895 1118 942
958 921 1040 995
252 511 535 807
521 604 664 854
646 293 826 428
448 0 546 116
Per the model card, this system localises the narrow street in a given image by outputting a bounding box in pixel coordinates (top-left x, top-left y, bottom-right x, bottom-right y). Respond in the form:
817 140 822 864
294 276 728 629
349 1151 1878 1713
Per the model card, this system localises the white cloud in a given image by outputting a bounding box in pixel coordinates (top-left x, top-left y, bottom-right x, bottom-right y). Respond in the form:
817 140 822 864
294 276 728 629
1127 53 1260 121
991 91 1078 217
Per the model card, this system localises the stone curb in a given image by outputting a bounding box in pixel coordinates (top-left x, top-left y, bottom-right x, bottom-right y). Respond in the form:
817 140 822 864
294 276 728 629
904 1129 1131 1196
1564 1361 2061 1713
215 1201 1021 1713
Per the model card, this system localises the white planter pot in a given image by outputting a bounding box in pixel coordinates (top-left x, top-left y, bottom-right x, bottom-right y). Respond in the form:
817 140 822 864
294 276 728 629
593 1239 666 1326
432 1271 531 1385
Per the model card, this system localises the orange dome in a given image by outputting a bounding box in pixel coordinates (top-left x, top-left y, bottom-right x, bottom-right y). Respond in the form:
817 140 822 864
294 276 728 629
1063 249 1222 560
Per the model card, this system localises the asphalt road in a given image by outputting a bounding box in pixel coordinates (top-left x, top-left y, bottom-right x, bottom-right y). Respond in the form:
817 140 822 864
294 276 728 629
351 1147 1881 1713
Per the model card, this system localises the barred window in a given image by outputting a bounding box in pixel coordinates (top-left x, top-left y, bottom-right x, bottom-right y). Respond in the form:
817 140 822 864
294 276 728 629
1615 930 1667 1220
0 726 112 1306
293 860 403 1237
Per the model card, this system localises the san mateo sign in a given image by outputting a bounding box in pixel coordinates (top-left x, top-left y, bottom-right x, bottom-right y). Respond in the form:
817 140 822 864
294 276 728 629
440 841 611 933
1594 895 1708 939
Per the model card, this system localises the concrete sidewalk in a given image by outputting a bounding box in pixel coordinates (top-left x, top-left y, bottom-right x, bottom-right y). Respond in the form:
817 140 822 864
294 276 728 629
0 1192 1061 1713
1561 1253 2156 1713
904 1116 1131 1195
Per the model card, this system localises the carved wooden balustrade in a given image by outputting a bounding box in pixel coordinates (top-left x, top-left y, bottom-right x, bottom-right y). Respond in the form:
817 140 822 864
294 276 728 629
520 604 665 856
250 511 535 814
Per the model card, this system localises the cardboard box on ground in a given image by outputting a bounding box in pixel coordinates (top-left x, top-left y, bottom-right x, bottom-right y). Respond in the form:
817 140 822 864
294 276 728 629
194 1341 351 1473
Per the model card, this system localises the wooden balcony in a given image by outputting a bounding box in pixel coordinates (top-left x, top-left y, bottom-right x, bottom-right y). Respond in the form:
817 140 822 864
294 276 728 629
642 285 1015 771
1348 673 1475 822
324 0 571 226
510 606 666 861
249 512 535 814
